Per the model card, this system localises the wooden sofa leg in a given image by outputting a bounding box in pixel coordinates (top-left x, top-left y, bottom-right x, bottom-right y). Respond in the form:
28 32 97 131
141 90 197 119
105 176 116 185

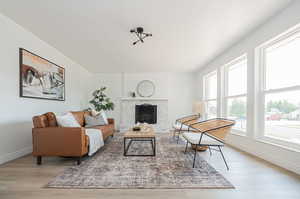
37 156 42 165
77 157 81 165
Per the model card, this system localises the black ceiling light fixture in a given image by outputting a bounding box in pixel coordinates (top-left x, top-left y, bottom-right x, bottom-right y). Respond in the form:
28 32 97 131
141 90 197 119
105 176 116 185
130 27 152 45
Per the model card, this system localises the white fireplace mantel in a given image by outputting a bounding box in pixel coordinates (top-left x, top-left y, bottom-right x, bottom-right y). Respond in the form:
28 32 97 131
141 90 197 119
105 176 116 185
121 97 168 101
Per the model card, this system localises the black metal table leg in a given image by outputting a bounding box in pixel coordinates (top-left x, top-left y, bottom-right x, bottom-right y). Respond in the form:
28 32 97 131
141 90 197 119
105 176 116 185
124 139 133 156
153 138 156 156
123 137 126 156
124 137 156 156
151 138 154 151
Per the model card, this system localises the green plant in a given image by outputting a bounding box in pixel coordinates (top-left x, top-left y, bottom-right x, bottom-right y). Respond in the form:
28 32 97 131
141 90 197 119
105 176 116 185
267 100 297 114
89 87 114 112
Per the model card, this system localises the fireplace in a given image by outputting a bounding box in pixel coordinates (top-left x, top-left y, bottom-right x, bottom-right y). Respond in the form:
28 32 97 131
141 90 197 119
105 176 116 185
135 104 157 124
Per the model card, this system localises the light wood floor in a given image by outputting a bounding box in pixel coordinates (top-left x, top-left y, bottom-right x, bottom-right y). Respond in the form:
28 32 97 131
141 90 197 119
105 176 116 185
0 137 300 199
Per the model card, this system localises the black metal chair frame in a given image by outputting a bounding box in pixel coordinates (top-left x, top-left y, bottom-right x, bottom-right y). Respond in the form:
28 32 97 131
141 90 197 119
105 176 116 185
173 114 200 143
183 118 235 170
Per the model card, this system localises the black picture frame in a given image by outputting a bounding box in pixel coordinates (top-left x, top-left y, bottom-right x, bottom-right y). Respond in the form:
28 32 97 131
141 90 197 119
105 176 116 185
19 48 65 101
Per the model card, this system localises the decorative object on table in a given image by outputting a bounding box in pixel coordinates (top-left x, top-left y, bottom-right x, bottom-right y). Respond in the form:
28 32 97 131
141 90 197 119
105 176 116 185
130 27 152 45
136 80 155 97
140 123 151 132
19 48 65 101
47 133 234 189
132 126 141 131
130 91 136 98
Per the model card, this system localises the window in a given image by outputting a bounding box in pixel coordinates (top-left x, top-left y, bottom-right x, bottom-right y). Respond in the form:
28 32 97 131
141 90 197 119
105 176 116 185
204 71 218 119
224 56 247 133
259 28 300 146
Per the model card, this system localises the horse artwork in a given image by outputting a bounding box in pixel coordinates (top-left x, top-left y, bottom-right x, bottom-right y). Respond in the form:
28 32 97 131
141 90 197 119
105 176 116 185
19 48 65 101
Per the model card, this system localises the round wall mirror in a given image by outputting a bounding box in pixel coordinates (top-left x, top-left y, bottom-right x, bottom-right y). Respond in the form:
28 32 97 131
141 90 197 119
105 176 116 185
136 80 155 97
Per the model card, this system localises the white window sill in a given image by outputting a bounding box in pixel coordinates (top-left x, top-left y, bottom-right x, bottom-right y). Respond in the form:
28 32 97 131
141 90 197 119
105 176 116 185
230 129 247 136
257 136 300 153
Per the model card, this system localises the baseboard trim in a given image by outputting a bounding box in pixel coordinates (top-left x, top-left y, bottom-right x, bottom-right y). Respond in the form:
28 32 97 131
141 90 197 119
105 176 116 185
227 136 300 175
0 146 32 165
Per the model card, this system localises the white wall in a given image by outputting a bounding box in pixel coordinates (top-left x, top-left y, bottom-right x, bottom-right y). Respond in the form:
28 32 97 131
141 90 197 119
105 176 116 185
196 1 300 174
0 13 91 164
87 73 196 130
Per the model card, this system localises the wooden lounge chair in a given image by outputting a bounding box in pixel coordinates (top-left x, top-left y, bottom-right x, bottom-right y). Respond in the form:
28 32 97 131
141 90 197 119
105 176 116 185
173 114 200 143
182 118 235 169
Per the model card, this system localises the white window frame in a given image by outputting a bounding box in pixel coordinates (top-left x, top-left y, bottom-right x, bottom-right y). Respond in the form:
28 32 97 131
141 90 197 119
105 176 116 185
222 55 247 135
203 70 218 119
256 26 300 151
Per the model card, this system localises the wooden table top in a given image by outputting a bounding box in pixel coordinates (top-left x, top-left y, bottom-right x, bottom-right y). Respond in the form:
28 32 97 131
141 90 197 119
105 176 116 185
124 125 155 138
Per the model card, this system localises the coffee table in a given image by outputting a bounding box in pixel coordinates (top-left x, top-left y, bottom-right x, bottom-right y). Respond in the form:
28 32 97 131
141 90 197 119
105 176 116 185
123 126 156 156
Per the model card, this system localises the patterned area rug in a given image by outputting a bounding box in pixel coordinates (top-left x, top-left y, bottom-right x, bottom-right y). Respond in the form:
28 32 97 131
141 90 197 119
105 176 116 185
46 133 234 189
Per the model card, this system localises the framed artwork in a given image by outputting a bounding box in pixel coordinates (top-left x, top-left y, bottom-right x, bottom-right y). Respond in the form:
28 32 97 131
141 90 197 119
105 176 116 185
19 48 65 101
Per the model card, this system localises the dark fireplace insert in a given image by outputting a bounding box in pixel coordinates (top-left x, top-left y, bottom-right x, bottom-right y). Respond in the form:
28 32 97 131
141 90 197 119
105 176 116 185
135 104 157 124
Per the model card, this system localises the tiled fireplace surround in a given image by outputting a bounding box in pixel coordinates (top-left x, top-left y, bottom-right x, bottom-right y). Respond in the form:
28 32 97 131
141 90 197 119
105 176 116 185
120 98 169 132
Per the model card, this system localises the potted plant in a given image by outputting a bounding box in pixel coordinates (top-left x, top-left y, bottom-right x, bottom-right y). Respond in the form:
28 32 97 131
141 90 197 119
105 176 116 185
89 87 114 112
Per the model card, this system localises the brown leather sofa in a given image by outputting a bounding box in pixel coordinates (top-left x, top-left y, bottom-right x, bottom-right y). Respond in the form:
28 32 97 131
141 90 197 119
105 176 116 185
32 111 115 165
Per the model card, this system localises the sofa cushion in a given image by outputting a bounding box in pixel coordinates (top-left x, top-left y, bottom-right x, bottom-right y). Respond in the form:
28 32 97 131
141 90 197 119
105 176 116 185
84 114 107 127
32 114 49 128
71 111 90 126
56 112 81 127
45 112 57 127
99 111 108 124
90 110 108 125
182 132 222 146
86 124 114 140
91 109 100 117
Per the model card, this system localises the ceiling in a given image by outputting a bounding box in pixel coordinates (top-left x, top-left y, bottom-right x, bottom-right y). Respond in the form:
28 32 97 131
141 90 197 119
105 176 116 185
0 0 293 73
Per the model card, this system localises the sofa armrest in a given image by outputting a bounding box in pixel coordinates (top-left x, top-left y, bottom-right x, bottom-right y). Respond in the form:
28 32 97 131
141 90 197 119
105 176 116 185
108 118 114 125
32 127 88 157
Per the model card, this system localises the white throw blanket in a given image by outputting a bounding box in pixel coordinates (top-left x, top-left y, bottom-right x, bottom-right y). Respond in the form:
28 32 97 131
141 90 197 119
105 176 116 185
85 129 104 156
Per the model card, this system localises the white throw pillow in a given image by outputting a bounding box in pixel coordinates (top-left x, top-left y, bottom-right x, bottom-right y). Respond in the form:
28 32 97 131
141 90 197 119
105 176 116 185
100 110 108 125
91 109 100 117
84 114 107 127
56 112 81 127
